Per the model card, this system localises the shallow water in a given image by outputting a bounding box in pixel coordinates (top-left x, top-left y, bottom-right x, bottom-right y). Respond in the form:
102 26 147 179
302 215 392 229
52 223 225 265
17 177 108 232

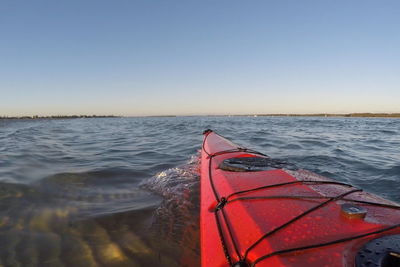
0 116 399 266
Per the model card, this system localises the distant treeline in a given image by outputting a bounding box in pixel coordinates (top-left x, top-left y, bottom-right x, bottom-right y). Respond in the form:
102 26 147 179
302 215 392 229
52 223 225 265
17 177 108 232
0 115 119 120
248 113 400 118
343 113 400 118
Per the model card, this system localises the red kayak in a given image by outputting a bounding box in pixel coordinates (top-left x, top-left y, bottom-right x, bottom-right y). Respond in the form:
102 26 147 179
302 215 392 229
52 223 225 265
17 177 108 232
200 130 400 267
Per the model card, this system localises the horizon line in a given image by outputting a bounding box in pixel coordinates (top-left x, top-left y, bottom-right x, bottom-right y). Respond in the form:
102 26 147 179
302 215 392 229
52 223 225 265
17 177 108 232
2 112 400 119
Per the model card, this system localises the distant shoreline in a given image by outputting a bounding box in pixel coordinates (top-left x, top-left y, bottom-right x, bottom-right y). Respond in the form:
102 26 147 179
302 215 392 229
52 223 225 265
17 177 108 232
0 115 120 120
1 113 400 119
240 113 400 118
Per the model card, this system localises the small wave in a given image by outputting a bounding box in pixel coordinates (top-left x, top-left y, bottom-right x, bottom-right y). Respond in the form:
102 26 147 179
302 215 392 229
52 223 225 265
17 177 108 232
382 165 400 177
32 168 161 218
249 136 268 143
299 139 330 148
149 163 178 173
143 155 199 196
133 151 173 158
333 148 345 154
354 176 400 202
380 129 398 135
280 143 303 150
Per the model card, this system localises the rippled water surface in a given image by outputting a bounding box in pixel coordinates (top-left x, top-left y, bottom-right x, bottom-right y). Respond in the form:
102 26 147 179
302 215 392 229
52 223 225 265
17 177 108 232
0 116 399 266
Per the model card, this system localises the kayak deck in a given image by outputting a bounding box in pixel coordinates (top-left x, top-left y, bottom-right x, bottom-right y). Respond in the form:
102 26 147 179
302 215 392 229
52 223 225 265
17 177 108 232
200 130 400 267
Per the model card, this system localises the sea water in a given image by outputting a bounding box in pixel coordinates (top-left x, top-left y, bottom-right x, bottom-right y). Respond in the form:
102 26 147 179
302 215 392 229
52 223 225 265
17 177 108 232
0 116 399 266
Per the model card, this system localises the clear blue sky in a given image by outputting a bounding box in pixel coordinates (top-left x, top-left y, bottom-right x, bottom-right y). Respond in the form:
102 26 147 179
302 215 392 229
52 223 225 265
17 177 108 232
1 0 399 116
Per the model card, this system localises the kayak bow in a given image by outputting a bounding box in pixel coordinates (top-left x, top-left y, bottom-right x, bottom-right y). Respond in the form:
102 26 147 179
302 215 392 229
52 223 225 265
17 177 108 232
200 130 400 267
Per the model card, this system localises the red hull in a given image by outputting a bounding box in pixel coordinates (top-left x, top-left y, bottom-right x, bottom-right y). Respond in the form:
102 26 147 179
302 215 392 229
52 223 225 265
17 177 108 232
200 131 400 267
